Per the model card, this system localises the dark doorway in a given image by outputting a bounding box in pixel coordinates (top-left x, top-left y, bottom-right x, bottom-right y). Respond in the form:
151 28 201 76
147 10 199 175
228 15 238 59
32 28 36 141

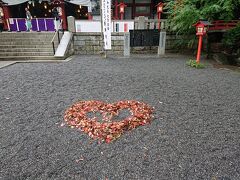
9 1 55 18
9 2 27 18
65 2 88 19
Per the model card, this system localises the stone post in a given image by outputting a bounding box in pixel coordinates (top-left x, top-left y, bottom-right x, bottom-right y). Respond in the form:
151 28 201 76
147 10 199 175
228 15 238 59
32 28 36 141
138 16 145 29
67 16 76 33
124 32 130 57
158 30 166 55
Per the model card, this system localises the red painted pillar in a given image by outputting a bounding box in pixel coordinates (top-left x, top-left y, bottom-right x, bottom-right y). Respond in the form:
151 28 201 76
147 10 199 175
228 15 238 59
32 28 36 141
2 5 11 30
115 0 118 19
158 13 161 31
60 2 67 30
88 12 92 20
196 35 203 63
120 13 123 20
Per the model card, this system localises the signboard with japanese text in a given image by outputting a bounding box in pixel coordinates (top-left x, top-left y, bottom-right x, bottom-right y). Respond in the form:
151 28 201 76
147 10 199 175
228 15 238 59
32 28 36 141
101 0 111 50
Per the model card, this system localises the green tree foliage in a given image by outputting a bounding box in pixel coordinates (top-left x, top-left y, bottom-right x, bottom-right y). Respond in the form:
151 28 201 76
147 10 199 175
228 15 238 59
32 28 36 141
222 24 240 53
165 0 240 34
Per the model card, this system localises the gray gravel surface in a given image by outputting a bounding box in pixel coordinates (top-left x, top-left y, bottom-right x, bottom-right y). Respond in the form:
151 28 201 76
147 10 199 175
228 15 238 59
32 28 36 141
0 55 239 180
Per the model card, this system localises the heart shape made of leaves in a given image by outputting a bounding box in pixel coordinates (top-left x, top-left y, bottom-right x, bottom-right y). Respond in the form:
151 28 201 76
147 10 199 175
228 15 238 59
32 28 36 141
64 100 154 143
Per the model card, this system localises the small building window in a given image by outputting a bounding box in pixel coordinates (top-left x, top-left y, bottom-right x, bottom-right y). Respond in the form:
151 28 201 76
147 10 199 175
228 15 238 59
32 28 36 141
135 6 150 14
123 0 133 3
135 0 151 3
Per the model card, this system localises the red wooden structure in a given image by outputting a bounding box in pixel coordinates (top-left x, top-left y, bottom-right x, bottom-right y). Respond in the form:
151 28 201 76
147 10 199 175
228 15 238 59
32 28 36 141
0 0 68 30
208 20 240 31
114 0 154 20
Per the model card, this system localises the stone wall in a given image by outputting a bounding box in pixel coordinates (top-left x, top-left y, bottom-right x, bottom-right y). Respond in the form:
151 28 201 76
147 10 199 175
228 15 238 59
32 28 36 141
73 32 196 55
130 33 194 54
73 32 124 55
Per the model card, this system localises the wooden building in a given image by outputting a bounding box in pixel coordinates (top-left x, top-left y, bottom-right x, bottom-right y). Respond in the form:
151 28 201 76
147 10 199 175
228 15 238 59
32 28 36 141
0 0 163 31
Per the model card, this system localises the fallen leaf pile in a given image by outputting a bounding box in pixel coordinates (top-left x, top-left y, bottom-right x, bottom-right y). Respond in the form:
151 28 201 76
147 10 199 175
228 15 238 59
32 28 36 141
64 100 154 143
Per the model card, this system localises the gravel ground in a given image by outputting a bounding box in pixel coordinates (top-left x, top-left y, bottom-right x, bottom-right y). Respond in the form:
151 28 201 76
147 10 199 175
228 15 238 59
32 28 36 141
0 55 239 180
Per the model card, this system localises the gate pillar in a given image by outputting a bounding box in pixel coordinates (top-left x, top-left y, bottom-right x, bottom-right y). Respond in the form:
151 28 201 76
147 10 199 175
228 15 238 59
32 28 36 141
158 30 166 55
124 32 130 57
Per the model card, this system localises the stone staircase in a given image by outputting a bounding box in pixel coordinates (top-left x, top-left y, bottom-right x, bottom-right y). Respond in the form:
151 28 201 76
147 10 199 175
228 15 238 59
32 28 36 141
0 32 64 61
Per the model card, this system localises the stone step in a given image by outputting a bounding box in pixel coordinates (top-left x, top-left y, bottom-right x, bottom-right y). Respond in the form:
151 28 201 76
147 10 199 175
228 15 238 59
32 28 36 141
0 56 64 61
0 45 53 48
0 37 57 41
0 32 55 36
0 48 53 52
0 32 64 60
0 52 54 56
0 35 55 39
0 41 58 45
0 40 55 44
0 35 55 40
0 33 54 35
0 41 54 45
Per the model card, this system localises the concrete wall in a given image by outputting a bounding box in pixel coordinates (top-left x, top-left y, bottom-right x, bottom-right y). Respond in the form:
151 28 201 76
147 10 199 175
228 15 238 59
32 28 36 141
73 32 124 55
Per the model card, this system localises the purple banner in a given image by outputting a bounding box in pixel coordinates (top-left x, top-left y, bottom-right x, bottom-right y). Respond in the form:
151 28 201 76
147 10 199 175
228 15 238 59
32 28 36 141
18 19 27 31
31 19 38 31
38 19 46 31
9 19 17 31
45 18 55 31
8 18 55 32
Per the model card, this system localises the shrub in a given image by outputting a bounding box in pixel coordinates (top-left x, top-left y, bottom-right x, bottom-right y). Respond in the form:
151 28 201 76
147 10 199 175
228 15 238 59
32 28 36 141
186 59 205 68
222 24 240 54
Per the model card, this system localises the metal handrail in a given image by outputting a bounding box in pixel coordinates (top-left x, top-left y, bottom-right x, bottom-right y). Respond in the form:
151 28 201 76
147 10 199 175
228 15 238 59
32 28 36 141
51 20 64 55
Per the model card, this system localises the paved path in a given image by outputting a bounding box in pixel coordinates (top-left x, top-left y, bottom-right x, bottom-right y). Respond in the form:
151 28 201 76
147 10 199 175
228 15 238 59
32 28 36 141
0 56 74 67
0 55 239 179
0 61 16 69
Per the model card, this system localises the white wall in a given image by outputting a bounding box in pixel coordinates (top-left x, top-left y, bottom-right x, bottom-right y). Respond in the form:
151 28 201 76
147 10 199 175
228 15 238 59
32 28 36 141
75 20 101 32
75 20 134 32
112 21 134 32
